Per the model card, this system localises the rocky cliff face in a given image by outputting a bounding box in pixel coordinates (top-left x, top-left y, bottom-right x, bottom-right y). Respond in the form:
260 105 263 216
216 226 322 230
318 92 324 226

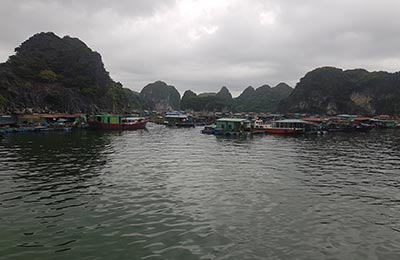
139 81 181 111
181 90 199 110
279 67 400 115
181 87 233 112
181 84 292 113
234 83 292 112
216 86 233 101
0 32 141 113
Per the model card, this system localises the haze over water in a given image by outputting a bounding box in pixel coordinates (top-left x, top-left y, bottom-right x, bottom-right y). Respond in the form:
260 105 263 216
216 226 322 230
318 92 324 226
1 124 400 260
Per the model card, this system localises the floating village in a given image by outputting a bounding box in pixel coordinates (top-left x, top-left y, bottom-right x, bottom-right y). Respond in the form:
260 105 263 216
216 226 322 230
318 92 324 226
0 111 399 136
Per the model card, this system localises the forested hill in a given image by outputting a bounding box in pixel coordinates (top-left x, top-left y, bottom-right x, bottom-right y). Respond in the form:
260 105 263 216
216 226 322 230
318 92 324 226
181 84 292 113
139 81 181 111
0 32 141 113
234 83 292 112
279 67 400 115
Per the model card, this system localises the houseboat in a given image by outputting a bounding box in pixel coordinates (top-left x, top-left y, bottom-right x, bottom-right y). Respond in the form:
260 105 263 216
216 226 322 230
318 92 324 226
88 114 147 130
164 112 195 127
263 119 317 135
213 118 252 136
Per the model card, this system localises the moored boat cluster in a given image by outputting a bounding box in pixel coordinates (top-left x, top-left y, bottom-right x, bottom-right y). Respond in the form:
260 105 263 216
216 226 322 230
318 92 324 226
0 113 87 133
200 113 400 136
0 113 148 133
145 111 400 136
1 111 399 136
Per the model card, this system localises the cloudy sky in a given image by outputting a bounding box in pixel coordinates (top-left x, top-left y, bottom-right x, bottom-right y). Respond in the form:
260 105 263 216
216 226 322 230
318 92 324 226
1 0 400 96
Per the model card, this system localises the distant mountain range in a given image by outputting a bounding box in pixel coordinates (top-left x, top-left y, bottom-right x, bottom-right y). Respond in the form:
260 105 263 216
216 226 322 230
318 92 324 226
180 84 292 113
234 83 292 112
1 32 400 115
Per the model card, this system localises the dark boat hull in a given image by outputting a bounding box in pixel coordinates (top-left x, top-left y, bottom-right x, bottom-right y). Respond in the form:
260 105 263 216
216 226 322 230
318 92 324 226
174 123 195 127
264 128 304 135
89 120 147 130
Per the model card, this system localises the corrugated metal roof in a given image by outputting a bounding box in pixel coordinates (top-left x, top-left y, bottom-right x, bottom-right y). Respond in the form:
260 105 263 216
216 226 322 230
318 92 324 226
165 114 191 118
41 113 85 118
302 118 326 122
353 117 372 121
276 119 313 124
216 118 249 122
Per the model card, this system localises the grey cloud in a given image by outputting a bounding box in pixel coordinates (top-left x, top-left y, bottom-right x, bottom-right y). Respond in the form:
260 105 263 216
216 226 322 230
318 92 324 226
19 0 177 17
1 0 400 95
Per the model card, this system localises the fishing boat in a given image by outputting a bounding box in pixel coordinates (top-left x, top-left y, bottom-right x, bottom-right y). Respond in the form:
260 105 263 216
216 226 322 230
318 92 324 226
88 114 147 130
213 118 252 136
372 119 398 129
352 118 375 132
201 126 215 135
326 118 354 132
372 115 399 129
263 119 316 135
164 112 195 127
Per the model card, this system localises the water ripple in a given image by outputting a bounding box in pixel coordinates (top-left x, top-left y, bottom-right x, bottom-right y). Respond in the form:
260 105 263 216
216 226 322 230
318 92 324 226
1 127 400 259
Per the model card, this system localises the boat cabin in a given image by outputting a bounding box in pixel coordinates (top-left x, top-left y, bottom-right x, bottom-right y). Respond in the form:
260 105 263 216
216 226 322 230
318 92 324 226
121 117 145 124
92 114 122 124
215 118 251 132
272 119 316 130
164 113 194 127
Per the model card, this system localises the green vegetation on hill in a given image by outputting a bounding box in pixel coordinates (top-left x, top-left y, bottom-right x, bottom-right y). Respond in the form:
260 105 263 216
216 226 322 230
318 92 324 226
217 86 232 101
139 81 181 111
234 83 292 112
0 32 141 113
279 67 400 115
181 87 233 112
182 84 292 112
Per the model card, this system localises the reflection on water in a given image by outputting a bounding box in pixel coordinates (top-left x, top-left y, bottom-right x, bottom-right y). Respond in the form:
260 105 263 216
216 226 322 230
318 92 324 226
1 125 400 259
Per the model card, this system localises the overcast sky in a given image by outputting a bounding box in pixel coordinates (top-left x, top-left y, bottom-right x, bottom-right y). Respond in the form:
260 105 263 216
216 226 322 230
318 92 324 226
1 0 400 96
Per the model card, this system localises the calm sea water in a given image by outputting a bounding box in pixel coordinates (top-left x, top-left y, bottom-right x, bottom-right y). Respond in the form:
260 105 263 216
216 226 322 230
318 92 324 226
1 124 400 260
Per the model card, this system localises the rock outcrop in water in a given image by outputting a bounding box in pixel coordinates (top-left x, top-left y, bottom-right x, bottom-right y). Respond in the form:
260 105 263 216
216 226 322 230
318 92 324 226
0 32 142 113
279 67 400 115
139 81 181 111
